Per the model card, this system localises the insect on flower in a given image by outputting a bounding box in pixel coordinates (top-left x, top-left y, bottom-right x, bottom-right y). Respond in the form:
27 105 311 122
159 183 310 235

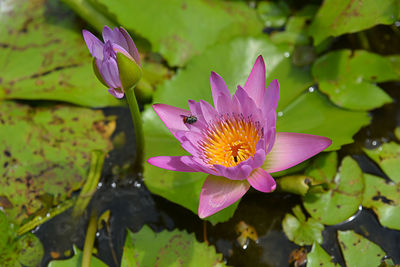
147 55 332 218
182 115 198 124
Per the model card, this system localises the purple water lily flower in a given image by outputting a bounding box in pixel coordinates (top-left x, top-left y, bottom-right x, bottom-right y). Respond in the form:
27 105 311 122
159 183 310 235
82 26 141 98
147 56 332 218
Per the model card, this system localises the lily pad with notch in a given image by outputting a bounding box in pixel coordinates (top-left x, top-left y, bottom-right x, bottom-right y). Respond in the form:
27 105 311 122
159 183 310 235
303 153 364 225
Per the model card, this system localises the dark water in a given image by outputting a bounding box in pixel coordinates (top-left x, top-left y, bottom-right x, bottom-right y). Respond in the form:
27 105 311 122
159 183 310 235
36 25 400 267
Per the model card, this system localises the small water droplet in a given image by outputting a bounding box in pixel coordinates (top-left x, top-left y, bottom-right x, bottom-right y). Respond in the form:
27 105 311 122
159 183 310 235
308 86 315 93
284 52 290 58
277 111 283 117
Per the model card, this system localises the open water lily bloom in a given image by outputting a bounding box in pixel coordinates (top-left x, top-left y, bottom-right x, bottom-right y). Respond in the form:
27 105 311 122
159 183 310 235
148 56 332 218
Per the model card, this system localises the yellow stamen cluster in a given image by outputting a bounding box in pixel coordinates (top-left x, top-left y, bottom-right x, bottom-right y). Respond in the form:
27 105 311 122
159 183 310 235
199 115 262 167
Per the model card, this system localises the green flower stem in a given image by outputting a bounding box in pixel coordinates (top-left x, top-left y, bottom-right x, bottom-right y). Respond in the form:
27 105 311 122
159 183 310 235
72 150 106 218
61 0 117 33
125 86 144 171
82 211 98 267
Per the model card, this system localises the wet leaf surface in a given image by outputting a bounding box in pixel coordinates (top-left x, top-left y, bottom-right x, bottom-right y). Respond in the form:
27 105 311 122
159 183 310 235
48 245 107 267
304 154 364 225
338 230 386 267
364 142 400 183
143 37 370 223
309 0 399 45
0 0 120 107
312 49 397 110
282 205 324 246
95 0 262 67
121 226 226 267
0 101 114 223
307 242 338 267
362 173 400 230
0 211 44 267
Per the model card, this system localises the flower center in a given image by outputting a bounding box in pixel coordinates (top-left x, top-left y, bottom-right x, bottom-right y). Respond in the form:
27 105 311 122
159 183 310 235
199 115 262 167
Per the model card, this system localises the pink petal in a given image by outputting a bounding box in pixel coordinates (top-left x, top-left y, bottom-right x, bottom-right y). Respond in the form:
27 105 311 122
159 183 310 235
200 100 219 123
102 26 128 50
198 175 250 218
263 132 332 173
153 104 190 138
244 55 266 107
210 72 231 112
247 168 276 193
82 30 104 59
233 86 263 122
262 79 280 116
147 156 198 172
119 27 141 66
100 58 121 88
214 163 252 181
108 88 124 98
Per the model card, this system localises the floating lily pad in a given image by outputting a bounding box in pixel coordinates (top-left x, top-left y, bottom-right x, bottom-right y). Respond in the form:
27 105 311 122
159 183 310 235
121 226 226 267
0 211 44 267
0 101 114 223
144 37 369 222
48 245 107 267
0 0 120 107
364 142 400 183
304 155 364 225
312 50 397 110
309 0 400 45
95 0 262 67
307 243 337 267
362 173 400 230
282 205 324 246
338 230 386 267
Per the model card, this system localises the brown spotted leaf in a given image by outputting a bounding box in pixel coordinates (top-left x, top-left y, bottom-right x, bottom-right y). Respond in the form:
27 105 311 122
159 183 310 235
0 101 114 223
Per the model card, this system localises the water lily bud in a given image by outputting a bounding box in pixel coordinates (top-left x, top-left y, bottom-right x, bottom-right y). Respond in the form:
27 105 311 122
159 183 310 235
82 26 142 99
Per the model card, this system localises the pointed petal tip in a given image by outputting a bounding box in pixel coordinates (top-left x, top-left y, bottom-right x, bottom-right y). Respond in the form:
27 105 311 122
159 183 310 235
198 175 250 218
256 55 265 64
247 168 276 193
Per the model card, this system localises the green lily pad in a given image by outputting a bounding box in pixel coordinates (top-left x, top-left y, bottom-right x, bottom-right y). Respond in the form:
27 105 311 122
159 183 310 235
304 155 364 225
0 0 120 107
362 173 400 230
312 50 398 110
95 0 262 67
364 142 400 183
307 243 338 267
0 101 114 223
48 246 107 267
144 37 369 222
282 205 324 246
121 226 226 267
338 230 386 267
309 0 400 45
0 211 44 267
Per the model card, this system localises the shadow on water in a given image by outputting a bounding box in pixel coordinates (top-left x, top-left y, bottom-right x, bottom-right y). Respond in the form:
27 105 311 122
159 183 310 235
36 25 400 266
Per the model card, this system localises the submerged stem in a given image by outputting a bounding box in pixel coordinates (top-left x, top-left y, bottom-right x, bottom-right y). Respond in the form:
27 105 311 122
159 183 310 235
82 211 98 267
125 87 144 172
